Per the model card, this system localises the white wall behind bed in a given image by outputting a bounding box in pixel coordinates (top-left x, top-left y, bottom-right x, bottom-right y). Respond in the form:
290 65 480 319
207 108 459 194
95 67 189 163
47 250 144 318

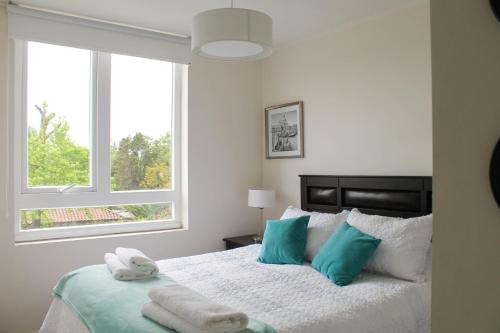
261 2 432 219
0 6 263 331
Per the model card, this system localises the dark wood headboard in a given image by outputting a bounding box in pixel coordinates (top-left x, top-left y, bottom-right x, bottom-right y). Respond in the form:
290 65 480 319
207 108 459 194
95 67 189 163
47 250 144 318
300 175 432 218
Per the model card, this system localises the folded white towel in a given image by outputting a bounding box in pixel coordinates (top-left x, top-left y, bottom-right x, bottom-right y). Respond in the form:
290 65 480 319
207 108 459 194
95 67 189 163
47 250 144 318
142 302 219 333
115 247 159 275
104 253 156 281
148 284 248 333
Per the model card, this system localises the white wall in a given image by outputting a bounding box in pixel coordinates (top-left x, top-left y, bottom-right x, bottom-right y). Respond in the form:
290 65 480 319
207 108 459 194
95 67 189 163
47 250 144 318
261 2 432 218
0 7 263 332
431 0 500 332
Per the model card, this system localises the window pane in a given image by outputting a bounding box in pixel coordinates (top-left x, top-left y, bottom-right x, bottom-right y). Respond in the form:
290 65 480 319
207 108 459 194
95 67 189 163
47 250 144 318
20 203 172 230
26 42 92 187
110 54 173 191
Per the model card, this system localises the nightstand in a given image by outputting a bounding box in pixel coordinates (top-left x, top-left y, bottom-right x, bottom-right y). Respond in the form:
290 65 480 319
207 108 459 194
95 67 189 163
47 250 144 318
223 235 260 250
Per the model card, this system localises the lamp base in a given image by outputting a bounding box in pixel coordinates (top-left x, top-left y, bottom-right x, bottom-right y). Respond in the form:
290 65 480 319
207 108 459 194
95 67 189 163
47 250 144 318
253 235 262 243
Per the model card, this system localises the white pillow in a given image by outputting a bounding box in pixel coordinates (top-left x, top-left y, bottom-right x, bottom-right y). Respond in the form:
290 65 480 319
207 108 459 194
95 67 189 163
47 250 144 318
280 206 309 220
281 206 350 261
346 208 432 282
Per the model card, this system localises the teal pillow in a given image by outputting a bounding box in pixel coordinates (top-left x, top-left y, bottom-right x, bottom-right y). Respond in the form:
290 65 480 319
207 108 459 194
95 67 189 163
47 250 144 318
312 221 381 286
257 216 310 265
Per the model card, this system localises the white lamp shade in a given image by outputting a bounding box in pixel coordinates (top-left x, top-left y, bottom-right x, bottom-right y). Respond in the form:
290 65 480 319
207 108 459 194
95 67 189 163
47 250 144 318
248 190 275 208
192 8 272 61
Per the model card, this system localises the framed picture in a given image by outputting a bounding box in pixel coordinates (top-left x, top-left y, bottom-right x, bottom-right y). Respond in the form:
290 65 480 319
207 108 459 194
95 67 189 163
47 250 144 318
265 101 304 159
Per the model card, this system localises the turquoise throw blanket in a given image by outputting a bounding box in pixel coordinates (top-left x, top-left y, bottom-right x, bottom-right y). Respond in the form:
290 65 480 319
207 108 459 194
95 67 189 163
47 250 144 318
54 265 276 333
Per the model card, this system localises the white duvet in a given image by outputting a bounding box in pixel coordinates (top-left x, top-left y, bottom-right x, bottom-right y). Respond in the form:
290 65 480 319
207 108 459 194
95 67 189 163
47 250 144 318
41 244 431 333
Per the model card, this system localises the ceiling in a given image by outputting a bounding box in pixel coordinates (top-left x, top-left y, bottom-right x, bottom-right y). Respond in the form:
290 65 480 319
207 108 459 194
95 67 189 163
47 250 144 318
10 0 422 47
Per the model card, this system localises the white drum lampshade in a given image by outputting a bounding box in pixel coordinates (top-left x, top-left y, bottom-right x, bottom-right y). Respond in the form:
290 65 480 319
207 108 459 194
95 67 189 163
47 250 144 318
248 189 275 241
192 8 272 61
248 190 275 208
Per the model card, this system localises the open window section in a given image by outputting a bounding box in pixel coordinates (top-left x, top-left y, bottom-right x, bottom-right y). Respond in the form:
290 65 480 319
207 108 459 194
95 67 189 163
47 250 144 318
26 41 93 191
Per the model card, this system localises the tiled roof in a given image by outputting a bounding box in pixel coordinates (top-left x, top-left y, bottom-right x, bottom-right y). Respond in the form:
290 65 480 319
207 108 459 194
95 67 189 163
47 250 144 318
48 208 125 223
87 208 124 221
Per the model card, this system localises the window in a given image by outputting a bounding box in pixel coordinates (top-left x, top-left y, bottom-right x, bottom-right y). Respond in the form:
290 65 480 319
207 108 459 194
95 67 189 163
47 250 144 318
13 41 184 242
26 42 93 190
110 54 173 192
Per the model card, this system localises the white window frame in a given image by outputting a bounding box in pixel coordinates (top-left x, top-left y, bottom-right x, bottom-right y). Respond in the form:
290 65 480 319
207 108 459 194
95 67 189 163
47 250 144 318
12 40 184 242
19 41 98 194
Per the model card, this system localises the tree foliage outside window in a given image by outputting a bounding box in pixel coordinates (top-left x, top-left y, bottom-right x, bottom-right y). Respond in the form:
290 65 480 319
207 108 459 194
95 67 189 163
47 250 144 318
22 101 172 229
28 102 89 187
111 133 171 191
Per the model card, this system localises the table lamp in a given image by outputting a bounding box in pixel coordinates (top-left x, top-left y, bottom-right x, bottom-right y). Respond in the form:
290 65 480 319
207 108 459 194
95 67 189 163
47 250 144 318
248 189 275 242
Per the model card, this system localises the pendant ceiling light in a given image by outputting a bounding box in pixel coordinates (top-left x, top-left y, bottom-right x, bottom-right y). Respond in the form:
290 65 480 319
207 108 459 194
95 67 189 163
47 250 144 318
191 0 272 61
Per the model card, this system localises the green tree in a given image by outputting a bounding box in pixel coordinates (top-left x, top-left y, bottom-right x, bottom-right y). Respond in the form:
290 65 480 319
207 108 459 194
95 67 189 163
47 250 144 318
123 203 171 221
141 163 170 189
28 102 89 187
111 133 171 191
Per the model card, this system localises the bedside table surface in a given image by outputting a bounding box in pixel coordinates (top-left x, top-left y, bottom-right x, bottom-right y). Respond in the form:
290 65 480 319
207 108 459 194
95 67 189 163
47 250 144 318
222 234 259 246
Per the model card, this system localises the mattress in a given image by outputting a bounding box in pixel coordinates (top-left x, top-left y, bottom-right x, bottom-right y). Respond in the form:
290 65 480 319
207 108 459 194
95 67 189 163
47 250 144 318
40 244 431 333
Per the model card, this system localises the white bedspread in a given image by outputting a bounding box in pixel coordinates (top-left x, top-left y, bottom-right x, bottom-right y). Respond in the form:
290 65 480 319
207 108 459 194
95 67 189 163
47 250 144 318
41 244 431 333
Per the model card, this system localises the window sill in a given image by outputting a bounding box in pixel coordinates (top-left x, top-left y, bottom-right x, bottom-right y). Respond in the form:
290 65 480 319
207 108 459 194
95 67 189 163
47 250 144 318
15 222 185 245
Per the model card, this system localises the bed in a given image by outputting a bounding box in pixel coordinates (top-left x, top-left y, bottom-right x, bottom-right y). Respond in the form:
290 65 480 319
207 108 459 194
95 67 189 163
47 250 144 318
40 175 433 333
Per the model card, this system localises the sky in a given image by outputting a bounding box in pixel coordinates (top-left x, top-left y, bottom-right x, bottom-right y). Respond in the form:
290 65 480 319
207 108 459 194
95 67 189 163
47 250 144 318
270 110 298 127
27 42 173 147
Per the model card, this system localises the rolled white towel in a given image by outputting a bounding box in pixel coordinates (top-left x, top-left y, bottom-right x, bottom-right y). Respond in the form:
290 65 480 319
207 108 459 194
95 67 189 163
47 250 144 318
115 247 159 275
104 253 156 281
143 301 219 333
148 284 248 333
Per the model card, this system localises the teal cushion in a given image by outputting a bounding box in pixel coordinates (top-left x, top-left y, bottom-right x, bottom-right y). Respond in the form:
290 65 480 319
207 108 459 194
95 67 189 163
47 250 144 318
257 216 310 265
312 221 381 286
